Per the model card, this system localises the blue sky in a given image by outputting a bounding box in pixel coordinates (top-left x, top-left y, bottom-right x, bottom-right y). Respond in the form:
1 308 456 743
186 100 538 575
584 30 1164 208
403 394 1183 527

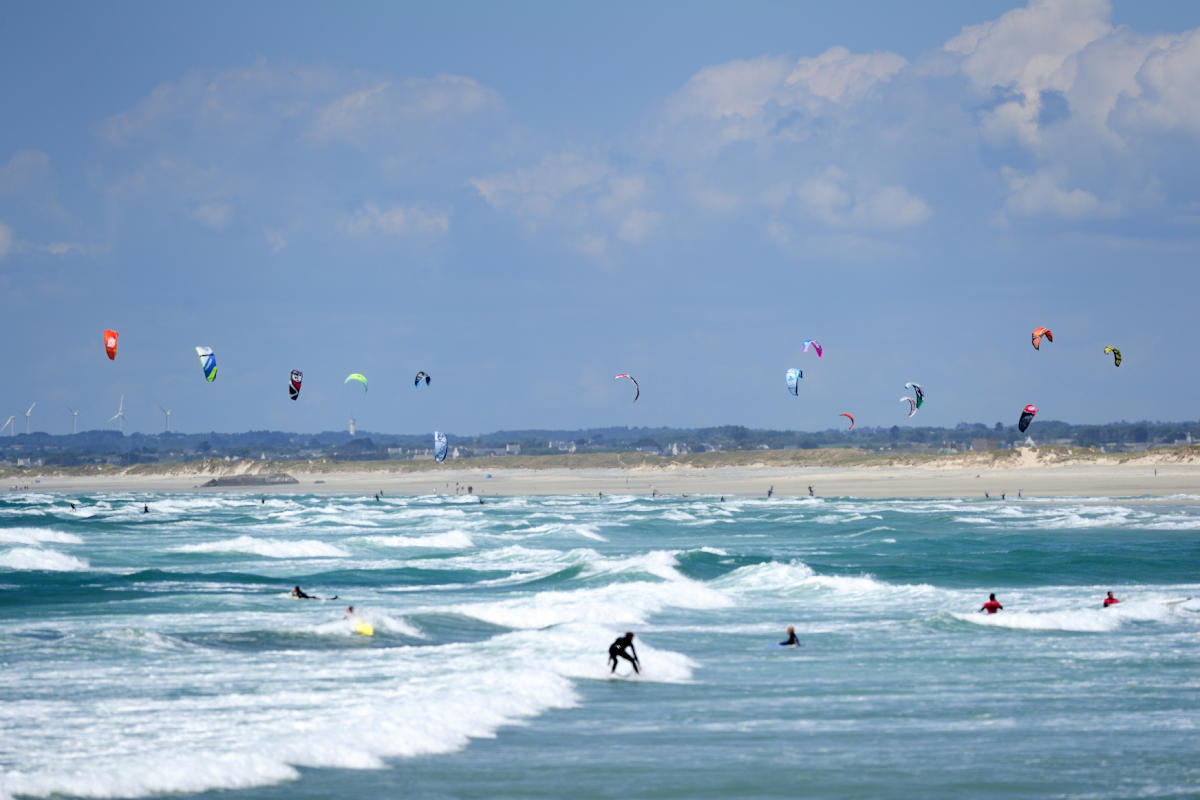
2 0 1199 436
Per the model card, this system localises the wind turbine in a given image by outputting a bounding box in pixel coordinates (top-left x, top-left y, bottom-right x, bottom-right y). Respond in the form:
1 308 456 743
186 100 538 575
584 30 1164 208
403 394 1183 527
65 403 79 434
158 405 172 433
109 395 125 433
24 402 35 434
0 416 14 436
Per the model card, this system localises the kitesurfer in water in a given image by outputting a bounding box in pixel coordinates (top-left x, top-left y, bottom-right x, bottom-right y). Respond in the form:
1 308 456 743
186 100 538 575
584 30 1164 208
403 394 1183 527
608 632 640 674
980 593 1003 614
142 504 149 513
779 626 800 646
1103 591 1120 607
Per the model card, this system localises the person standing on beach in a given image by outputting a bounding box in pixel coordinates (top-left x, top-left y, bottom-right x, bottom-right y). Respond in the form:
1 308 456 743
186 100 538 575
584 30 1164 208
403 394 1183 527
980 593 1003 614
1103 591 1120 607
608 632 640 674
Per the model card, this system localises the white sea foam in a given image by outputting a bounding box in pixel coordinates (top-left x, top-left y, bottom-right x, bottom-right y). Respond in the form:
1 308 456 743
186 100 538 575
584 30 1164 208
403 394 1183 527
358 531 474 549
0 547 89 571
173 536 349 558
0 527 83 546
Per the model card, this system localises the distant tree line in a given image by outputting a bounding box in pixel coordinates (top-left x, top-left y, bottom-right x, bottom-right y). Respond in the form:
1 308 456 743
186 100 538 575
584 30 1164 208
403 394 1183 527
1 419 1196 466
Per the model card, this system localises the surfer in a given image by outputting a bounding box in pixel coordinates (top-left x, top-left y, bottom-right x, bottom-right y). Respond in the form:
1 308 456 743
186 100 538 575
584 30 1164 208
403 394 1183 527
1103 591 1120 607
808 486 814 497
767 485 774 499
142 504 149 513
980 593 1003 614
290 586 315 599
608 632 640 674
779 625 800 646
343 605 355 618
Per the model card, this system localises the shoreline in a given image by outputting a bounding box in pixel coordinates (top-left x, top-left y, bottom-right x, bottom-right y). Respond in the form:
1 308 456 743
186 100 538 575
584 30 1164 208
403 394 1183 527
13 458 1200 501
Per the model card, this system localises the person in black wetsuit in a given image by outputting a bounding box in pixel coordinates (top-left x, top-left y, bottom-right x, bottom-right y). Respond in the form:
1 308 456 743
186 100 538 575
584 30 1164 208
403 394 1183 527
290 585 315 599
779 625 800 646
608 632 640 674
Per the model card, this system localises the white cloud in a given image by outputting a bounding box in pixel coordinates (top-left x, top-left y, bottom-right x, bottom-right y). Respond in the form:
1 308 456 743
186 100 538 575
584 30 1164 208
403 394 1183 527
189 202 233 230
344 202 449 237
1000 168 1117 220
792 167 930 230
308 75 502 145
471 153 610 223
945 0 1112 93
1115 28 1200 136
264 229 287 253
0 222 11 260
785 46 906 104
46 241 85 256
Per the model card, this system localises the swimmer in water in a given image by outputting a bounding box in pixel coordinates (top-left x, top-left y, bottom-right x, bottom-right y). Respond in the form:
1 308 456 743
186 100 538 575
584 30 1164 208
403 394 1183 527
980 593 1003 614
779 625 800 646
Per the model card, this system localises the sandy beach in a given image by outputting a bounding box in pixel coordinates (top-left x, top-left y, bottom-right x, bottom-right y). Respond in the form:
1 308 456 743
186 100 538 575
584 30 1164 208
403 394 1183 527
14 448 1200 500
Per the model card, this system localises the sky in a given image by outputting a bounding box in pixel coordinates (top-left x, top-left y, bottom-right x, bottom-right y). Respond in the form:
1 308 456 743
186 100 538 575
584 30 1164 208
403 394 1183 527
2 0 1199 437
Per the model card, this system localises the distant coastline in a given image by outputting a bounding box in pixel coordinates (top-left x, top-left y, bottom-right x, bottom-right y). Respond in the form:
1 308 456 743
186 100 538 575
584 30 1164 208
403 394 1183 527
9 446 1200 500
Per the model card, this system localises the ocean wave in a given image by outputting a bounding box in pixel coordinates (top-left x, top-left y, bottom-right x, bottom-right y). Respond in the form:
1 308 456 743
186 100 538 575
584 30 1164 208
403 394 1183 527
173 536 349 559
0 527 83 546
357 531 474 549
0 547 89 571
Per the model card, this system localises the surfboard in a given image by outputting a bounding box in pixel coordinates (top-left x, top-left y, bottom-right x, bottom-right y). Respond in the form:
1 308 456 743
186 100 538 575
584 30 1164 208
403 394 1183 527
353 620 374 636
1161 597 1191 607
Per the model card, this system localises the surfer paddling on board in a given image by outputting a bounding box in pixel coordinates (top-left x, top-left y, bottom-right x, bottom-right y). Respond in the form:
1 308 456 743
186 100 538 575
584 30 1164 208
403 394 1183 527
779 626 800 646
290 586 315 599
980 593 1003 614
608 632 640 674
1103 591 1120 608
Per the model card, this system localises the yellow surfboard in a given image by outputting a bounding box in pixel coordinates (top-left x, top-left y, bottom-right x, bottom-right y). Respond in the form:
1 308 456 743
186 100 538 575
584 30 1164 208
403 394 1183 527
353 620 374 637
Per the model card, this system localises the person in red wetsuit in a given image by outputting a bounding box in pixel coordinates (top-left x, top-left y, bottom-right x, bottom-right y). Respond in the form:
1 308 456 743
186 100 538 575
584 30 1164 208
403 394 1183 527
980 593 1003 614
1103 591 1120 608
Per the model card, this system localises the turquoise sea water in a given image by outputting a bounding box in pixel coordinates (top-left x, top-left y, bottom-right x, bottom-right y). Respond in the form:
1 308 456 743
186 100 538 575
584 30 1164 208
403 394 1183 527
1 491 1197 799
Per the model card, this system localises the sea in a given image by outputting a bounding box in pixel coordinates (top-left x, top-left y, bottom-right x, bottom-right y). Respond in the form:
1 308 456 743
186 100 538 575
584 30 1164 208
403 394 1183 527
1 489 1198 800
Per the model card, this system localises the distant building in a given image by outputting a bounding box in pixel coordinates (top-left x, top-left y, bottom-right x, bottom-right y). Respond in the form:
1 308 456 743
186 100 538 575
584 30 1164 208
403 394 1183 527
971 438 997 451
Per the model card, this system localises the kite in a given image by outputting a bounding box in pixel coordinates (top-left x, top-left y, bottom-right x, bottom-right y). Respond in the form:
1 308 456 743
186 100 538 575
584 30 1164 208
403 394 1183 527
414 371 431 387
195 346 217 382
802 339 823 358
1031 327 1053 350
900 396 918 418
434 431 448 463
840 412 855 431
786 368 802 397
905 382 925 409
289 370 303 401
1018 404 1038 433
614 373 640 402
1104 346 1122 367
345 373 368 391
103 329 119 361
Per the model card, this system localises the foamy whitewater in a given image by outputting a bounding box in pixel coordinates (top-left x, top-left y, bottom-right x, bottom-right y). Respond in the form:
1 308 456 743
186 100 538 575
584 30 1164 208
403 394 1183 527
1 491 1197 798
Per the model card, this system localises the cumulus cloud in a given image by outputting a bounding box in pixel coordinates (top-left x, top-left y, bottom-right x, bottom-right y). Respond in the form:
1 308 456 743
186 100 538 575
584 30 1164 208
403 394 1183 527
344 202 450 237
999 168 1117 220
471 155 662 255
791 167 930 230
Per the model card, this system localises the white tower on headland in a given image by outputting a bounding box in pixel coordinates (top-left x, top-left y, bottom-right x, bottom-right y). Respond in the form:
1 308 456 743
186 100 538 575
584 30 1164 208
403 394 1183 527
109 395 125 433
66 403 79 434
348 418 356 436
24 402 35 434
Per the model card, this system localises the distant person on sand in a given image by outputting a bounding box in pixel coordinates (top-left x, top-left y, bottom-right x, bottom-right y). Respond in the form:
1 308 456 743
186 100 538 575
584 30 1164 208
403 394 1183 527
291 586 315 599
779 625 800 646
980 593 1003 614
608 632 640 674
1103 591 1120 608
